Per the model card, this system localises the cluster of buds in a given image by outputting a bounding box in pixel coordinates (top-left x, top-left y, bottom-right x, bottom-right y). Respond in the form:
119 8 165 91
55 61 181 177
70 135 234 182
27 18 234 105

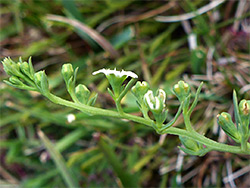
62 64 97 106
131 80 168 128
2 57 49 94
217 93 250 148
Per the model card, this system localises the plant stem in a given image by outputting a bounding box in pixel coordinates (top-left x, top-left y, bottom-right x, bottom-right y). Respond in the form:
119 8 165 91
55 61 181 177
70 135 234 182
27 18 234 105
163 128 250 155
115 100 124 114
48 93 152 126
47 93 250 155
183 112 193 132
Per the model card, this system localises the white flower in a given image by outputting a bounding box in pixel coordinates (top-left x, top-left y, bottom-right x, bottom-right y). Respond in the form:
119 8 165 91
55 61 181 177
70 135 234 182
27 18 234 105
92 68 138 78
144 89 166 113
66 114 76 123
144 90 161 110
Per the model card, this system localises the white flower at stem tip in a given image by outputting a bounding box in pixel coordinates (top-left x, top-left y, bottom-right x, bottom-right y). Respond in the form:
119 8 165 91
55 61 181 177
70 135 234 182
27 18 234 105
92 68 138 78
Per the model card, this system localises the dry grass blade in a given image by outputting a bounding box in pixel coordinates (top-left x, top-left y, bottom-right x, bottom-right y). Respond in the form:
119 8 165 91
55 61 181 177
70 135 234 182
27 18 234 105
46 14 119 58
223 165 250 184
97 2 175 32
155 0 225 22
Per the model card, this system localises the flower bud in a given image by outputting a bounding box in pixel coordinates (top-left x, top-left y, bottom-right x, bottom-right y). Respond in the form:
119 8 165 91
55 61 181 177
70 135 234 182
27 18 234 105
34 71 49 94
20 62 33 79
173 81 190 101
239 100 250 136
179 136 201 152
217 112 240 142
239 100 250 117
2 57 21 76
61 64 74 84
75 84 90 104
131 81 150 103
178 136 209 156
9 76 23 86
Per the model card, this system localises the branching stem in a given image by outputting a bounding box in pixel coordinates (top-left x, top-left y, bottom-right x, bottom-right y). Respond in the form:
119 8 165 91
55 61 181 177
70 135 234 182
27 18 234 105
47 93 250 155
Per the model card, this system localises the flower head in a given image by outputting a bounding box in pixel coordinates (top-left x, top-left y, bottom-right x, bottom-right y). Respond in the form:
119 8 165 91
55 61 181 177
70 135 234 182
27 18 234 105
92 68 138 98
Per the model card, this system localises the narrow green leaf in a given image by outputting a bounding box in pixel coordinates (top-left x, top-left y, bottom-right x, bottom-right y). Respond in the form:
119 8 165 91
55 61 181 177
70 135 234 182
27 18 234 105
98 135 138 188
233 90 242 128
38 129 79 188
55 128 86 152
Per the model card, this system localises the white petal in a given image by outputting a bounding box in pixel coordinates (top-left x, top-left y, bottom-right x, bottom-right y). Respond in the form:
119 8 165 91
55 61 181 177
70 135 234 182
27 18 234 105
144 90 155 109
92 68 138 78
154 97 161 110
158 89 166 103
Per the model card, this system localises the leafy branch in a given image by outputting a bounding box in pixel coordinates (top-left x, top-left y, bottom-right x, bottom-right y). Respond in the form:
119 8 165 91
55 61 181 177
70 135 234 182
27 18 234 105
2 57 250 156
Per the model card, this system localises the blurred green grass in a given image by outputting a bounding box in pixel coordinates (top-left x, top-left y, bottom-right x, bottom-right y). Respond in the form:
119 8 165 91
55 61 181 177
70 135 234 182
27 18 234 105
0 0 250 187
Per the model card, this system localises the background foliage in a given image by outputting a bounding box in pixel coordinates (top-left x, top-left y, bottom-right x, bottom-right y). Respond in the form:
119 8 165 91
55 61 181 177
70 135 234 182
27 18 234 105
0 0 249 187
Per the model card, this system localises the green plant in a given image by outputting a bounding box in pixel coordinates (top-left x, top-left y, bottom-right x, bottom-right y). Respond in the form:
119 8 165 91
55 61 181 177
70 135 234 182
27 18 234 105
2 57 250 156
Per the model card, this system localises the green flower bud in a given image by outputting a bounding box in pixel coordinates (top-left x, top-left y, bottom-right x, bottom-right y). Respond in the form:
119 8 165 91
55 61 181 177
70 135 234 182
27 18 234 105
20 62 33 79
239 100 250 137
178 136 209 156
179 136 201 152
34 71 42 87
9 76 23 86
75 84 90 104
173 81 191 101
239 100 250 117
34 71 49 95
132 81 149 96
131 81 150 103
61 64 74 84
2 57 21 76
217 112 240 142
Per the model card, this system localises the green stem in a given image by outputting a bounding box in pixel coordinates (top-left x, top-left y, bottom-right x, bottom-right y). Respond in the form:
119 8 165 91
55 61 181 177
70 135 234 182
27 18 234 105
67 87 80 104
163 128 250 155
188 82 203 116
46 93 250 155
160 102 183 132
48 93 152 126
118 78 136 102
183 112 194 132
115 100 124 114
